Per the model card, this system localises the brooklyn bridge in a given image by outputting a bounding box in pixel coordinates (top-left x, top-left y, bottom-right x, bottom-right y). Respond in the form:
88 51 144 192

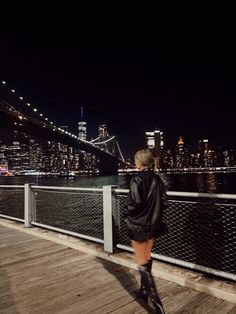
0 81 131 175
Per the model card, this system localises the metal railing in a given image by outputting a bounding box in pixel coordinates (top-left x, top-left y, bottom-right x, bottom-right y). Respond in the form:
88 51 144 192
0 184 236 281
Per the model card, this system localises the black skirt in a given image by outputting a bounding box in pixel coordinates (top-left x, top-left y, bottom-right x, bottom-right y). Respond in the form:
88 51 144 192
128 229 158 242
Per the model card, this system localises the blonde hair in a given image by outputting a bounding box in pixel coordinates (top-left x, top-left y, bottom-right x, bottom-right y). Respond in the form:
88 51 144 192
134 149 154 169
134 149 159 172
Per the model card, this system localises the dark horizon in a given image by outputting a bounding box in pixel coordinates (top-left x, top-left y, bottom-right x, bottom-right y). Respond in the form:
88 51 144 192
0 37 234 159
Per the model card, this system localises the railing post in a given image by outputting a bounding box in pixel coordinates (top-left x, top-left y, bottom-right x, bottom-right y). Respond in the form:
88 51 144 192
103 185 116 253
24 183 33 227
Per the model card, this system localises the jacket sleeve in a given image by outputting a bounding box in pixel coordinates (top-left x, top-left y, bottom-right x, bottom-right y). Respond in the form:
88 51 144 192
159 177 168 211
123 177 142 218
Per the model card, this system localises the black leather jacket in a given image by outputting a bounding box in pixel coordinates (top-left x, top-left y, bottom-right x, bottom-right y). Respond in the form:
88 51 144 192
123 170 167 233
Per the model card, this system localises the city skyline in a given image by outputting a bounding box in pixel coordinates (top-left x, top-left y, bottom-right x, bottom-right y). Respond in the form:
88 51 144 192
1 80 234 160
0 37 234 158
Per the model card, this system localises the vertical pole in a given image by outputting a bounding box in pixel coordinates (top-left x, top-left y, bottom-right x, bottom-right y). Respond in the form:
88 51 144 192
103 185 114 253
24 184 32 227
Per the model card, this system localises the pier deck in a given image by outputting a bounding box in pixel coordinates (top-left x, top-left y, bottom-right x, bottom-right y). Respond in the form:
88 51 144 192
0 224 236 313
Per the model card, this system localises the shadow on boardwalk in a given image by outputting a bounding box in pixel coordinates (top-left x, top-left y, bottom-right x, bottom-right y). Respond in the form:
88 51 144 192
95 257 156 313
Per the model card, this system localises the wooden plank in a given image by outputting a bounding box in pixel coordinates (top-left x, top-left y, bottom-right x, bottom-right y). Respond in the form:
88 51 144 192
157 280 187 302
1 255 122 312
89 276 172 314
55 267 173 314
1 225 236 314
0 238 57 259
86 284 138 314
109 299 150 314
0 249 88 293
208 301 236 314
9 269 122 313
20 262 133 313
0 245 67 268
1 261 101 311
170 293 222 313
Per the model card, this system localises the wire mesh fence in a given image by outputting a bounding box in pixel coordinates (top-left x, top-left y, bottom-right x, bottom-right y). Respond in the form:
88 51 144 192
154 198 236 274
1 184 235 279
113 191 236 275
0 186 24 220
32 188 104 240
112 192 130 246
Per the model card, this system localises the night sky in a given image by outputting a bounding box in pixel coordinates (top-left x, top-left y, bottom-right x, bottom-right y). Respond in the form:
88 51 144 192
0 32 234 159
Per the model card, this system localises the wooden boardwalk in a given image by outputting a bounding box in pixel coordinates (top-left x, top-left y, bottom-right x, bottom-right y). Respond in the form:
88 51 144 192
0 225 236 314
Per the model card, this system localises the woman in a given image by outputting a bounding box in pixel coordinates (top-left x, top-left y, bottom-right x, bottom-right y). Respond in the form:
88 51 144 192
123 149 167 314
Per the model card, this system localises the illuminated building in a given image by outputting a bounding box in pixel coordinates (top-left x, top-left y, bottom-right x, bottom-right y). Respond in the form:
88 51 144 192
98 123 109 139
145 129 164 157
78 107 87 141
198 139 214 167
0 141 8 173
29 139 44 170
174 136 190 168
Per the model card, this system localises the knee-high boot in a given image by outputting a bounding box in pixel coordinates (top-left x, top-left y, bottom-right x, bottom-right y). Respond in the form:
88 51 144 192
139 263 165 314
135 259 153 303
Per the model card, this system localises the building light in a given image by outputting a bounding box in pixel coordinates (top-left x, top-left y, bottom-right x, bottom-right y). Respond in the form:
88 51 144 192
19 96 23 100
1 80 6 84
18 115 23 120
27 103 30 106
33 108 37 112
146 132 154 136
11 89 15 93
40 113 43 117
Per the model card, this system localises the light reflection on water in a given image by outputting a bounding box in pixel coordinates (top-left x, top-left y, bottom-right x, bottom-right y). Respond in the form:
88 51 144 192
196 172 217 193
0 172 235 193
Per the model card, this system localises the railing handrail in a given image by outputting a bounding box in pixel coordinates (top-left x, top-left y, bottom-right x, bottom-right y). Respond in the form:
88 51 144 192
114 188 236 200
167 191 236 200
114 188 129 193
1 185 236 200
0 185 24 188
31 185 103 192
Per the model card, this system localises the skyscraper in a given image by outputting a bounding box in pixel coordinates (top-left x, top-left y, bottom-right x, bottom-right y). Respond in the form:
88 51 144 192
145 129 164 157
78 107 87 141
0 141 8 173
198 139 214 167
98 123 108 139
174 136 191 168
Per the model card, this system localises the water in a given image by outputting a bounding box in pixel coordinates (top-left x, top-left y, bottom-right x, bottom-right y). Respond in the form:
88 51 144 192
0 172 236 193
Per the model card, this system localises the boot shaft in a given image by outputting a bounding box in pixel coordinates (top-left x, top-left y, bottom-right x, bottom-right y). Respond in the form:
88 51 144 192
139 264 165 314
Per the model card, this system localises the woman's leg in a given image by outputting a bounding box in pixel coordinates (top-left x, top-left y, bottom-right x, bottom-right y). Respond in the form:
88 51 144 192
134 240 165 312
131 239 153 302
146 238 154 261
131 239 153 266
